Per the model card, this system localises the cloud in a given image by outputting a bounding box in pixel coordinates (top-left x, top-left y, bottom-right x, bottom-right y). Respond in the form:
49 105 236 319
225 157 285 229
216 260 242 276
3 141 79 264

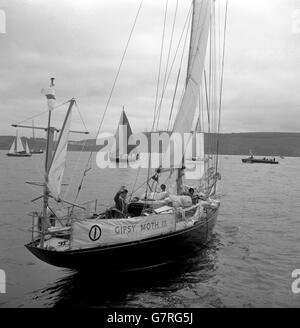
0 0 299 139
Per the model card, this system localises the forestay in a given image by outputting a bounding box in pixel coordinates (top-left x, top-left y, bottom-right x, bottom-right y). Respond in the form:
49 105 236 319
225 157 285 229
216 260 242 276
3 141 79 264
71 214 176 249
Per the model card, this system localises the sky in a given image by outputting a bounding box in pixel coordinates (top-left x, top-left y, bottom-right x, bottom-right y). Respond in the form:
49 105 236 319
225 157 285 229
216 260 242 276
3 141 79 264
0 0 299 139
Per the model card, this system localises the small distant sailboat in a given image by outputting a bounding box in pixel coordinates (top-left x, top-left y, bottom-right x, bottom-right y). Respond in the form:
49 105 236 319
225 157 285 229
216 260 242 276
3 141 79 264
30 121 44 154
7 131 32 157
109 108 139 163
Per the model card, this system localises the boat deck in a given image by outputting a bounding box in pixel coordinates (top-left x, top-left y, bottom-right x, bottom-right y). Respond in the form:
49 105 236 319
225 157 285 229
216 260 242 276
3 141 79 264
43 237 70 251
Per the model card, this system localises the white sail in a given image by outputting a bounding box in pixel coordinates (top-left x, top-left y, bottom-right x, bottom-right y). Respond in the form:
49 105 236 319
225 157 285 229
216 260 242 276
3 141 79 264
16 135 25 153
187 0 207 77
162 0 210 169
47 107 73 200
115 109 133 156
25 141 30 154
8 140 15 154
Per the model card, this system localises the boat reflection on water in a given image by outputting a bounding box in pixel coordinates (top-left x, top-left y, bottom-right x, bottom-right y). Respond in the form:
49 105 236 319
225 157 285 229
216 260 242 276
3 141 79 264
34 234 221 308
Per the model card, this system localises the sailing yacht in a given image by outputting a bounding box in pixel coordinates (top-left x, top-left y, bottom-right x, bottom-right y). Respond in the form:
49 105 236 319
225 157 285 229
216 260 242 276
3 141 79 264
6 132 32 157
109 108 140 163
22 0 227 272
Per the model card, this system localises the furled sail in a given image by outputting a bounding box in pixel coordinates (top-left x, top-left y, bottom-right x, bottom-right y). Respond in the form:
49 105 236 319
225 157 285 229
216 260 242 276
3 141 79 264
41 85 56 111
162 0 210 169
47 106 73 200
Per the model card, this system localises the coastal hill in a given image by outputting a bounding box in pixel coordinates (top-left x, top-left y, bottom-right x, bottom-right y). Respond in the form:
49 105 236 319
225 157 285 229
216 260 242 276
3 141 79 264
0 132 299 157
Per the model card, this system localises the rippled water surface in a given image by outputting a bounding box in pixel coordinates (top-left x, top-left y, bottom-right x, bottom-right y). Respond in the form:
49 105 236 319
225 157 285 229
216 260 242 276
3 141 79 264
0 152 299 308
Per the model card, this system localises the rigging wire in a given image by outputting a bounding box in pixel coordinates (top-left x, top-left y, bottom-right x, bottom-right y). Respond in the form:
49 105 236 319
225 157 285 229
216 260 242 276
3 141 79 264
208 1 213 168
167 6 192 132
145 2 192 199
215 0 229 178
94 0 144 139
152 0 169 131
14 101 71 125
75 101 89 133
144 2 194 202
152 3 193 132
211 0 217 171
74 0 144 201
217 0 228 136
154 0 179 131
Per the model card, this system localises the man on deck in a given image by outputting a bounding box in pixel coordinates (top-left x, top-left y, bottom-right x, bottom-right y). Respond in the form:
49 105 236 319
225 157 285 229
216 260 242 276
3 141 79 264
114 187 128 217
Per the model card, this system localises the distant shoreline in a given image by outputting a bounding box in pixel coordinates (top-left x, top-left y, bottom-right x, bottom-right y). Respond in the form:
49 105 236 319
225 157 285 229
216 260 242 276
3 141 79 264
1 132 299 157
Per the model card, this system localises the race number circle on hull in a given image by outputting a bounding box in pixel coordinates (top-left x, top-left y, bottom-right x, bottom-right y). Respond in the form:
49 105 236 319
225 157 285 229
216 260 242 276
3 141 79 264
89 225 102 241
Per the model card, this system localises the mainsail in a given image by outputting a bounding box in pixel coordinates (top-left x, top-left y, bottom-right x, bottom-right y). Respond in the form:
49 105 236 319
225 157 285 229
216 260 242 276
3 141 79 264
162 0 210 169
47 105 73 200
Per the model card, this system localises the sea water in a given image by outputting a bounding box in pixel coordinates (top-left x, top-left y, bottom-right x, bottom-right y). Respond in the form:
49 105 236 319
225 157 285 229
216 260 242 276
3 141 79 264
0 152 299 308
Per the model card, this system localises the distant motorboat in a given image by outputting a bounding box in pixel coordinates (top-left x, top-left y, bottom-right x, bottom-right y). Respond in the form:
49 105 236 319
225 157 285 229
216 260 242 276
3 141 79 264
242 154 279 164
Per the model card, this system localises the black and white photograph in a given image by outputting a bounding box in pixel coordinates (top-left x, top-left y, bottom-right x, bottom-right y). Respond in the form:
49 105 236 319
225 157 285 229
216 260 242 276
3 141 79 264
0 0 299 311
